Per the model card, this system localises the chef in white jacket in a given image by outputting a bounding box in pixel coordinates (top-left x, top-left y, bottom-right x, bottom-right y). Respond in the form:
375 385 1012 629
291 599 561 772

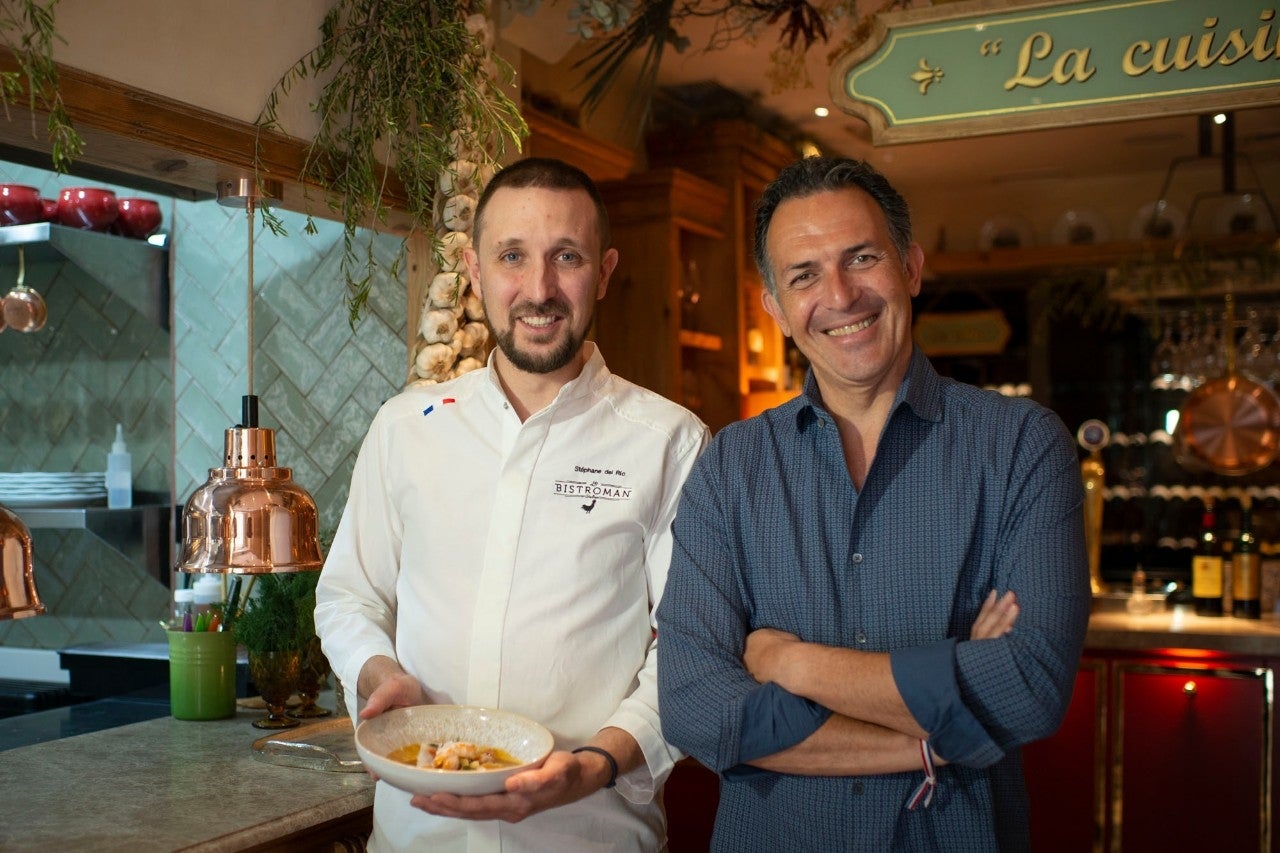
315 156 709 852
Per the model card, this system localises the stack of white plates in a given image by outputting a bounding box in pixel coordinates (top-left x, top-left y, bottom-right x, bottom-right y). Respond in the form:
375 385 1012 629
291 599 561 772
0 471 107 508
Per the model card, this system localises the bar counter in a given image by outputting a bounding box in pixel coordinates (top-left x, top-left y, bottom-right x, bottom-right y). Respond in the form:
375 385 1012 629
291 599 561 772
1086 603 1280 657
2 608 1278 851
0 702 373 852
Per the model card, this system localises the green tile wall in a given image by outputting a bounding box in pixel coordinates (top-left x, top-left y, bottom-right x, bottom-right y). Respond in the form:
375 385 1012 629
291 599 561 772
0 162 405 653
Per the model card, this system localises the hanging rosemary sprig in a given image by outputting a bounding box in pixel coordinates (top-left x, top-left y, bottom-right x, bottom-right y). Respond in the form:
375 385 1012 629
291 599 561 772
257 0 526 326
0 0 84 173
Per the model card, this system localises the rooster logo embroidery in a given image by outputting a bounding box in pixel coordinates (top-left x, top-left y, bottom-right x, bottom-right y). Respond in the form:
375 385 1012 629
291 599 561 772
581 498 597 514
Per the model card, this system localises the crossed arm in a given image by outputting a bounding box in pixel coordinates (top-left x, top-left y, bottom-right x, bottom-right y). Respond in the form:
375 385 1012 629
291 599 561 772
736 590 1019 775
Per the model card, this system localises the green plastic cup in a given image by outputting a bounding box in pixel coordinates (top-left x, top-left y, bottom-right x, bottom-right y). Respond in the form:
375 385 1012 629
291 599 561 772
167 629 237 720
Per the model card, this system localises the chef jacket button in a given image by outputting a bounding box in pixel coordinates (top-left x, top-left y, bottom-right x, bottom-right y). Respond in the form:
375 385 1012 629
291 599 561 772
851 553 864 564
856 631 867 644
851 782 864 795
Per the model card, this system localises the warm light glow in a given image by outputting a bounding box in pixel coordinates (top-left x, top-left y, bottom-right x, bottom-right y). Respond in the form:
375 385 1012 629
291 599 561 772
800 140 822 158
1213 112 1227 125
814 106 829 118
1165 408 1179 433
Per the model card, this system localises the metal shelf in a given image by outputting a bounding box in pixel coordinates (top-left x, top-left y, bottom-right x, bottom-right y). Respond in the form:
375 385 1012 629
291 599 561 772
14 502 173 587
0 221 170 330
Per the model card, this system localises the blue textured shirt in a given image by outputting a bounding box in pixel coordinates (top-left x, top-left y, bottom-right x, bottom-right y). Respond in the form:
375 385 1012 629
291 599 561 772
657 347 1090 852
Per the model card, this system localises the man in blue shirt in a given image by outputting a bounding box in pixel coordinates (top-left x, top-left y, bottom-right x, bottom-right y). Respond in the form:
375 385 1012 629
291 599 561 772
656 157 1090 851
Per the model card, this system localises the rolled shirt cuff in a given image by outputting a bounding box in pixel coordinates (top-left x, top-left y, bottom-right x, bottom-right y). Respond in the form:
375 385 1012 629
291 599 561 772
890 638 1004 768
726 681 832 779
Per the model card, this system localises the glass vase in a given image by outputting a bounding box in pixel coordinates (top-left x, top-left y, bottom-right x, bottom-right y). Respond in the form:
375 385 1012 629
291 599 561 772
292 635 333 719
247 648 302 730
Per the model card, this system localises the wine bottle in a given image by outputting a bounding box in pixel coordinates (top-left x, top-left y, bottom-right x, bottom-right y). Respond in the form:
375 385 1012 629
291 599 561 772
1191 508 1224 616
1233 503 1261 619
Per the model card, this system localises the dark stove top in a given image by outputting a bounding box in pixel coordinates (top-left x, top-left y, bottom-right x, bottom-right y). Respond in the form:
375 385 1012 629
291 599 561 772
0 693 170 752
0 678 77 719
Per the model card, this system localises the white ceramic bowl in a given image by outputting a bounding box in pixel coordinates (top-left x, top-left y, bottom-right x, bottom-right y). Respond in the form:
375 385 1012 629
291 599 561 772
354 705 554 796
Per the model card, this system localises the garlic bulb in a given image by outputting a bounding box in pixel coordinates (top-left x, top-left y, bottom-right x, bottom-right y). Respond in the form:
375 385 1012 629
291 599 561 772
454 356 484 376
415 342 456 381
440 161 479 199
419 308 459 344
438 231 471 272
464 291 485 321
459 321 489 356
429 272 466 308
443 194 477 232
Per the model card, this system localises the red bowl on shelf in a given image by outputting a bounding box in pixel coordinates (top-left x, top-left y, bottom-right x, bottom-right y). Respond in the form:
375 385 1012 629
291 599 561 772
57 187 119 231
115 198 162 239
0 184 44 225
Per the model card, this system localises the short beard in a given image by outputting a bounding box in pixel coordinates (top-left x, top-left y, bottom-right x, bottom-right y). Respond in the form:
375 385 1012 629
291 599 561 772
487 299 592 375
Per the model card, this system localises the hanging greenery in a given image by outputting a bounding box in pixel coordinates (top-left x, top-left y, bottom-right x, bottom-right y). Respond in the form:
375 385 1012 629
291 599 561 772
0 0 83 173
257 0 526 326
567 0 910 120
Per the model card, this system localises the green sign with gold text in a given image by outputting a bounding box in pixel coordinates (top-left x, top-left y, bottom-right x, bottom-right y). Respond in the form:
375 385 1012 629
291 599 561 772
832 0 1280 143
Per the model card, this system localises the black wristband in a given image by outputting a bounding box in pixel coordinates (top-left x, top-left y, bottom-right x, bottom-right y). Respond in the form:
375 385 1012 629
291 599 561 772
572 745 618 789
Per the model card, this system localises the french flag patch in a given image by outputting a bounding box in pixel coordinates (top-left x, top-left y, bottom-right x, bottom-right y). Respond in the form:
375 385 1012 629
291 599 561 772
423 398 457 416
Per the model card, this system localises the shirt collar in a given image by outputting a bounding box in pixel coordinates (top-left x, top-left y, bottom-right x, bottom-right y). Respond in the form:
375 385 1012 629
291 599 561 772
480 341 608 413
795 345 944 430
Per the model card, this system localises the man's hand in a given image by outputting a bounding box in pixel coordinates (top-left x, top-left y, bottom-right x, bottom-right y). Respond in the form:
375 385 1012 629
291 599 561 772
972 589 1018 640
357 655 429 721
743 627 800 685
408 748 609 823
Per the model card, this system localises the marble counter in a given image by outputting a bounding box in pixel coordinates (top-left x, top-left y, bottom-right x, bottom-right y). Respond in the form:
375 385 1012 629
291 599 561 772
1087 606 1280 657
0 704 373 852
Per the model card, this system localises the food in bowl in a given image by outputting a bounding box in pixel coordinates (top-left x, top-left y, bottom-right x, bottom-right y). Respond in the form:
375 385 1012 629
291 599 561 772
389 740 522 771
355 705 554 796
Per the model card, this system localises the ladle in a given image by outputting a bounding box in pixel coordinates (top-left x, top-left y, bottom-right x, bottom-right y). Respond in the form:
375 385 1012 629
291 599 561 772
2 247 47 333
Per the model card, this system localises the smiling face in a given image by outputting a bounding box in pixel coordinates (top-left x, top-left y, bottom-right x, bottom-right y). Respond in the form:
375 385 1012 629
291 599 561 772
464 185 618 384
761 186 924 401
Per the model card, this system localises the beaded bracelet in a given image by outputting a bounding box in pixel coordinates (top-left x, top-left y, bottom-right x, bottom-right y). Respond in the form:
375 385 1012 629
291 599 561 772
572 745 618 789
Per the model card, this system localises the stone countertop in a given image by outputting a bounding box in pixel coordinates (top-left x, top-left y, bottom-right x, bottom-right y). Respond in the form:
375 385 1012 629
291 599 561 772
0 703 373 852
1087 605 1280 657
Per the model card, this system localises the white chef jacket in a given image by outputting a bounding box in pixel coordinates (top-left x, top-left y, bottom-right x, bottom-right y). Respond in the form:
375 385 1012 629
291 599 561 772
315 343 709 853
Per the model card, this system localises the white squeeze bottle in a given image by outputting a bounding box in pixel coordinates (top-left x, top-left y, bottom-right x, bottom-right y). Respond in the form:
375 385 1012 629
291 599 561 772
106 423 133 509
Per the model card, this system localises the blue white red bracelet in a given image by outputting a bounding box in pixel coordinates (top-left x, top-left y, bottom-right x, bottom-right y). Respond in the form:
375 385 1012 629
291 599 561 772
906 739 937 810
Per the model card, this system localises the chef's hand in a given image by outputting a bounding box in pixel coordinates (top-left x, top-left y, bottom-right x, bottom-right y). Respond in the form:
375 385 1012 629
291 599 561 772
743 627 800 685
971 589 1019 640
357 655 428 721
353 656 430 785
409 748 610 823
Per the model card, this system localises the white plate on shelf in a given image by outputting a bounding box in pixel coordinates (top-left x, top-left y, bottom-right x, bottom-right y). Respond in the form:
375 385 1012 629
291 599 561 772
0 494 107 509
1128 200 1185 240
1050 208 1110 245
978 214 1034 250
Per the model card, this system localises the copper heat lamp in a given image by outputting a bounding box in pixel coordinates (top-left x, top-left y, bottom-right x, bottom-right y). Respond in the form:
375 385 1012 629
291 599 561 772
0 504 43 619
175 178 323 574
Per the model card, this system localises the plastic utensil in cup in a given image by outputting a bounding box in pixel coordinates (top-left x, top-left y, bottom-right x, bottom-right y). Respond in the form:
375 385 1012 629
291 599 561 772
3 247 47 333
0 185 43 225
115 198 162 238
57 186 118 231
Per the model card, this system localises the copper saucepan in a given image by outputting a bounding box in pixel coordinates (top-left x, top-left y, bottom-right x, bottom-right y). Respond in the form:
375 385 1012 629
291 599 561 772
2 247 46 333
1174 295 1280 476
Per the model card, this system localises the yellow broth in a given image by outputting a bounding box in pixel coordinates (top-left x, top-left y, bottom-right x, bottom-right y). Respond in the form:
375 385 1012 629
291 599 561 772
387 742 522 770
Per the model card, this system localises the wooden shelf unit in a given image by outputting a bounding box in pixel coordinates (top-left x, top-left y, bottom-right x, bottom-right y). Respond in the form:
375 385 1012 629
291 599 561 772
646 120 802 426
596 168 734 427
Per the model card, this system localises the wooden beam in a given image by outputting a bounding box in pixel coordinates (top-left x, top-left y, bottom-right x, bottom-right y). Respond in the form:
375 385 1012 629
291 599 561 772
0 51 414 230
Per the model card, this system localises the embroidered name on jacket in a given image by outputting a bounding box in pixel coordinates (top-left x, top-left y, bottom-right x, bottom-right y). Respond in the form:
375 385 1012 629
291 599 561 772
555 467 633 501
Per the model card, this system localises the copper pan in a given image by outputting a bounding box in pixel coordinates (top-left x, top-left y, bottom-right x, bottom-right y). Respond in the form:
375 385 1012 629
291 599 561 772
1175 295 1280 476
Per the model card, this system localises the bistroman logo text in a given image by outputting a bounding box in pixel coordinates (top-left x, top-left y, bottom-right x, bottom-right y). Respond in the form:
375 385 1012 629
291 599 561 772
555 465 633 502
